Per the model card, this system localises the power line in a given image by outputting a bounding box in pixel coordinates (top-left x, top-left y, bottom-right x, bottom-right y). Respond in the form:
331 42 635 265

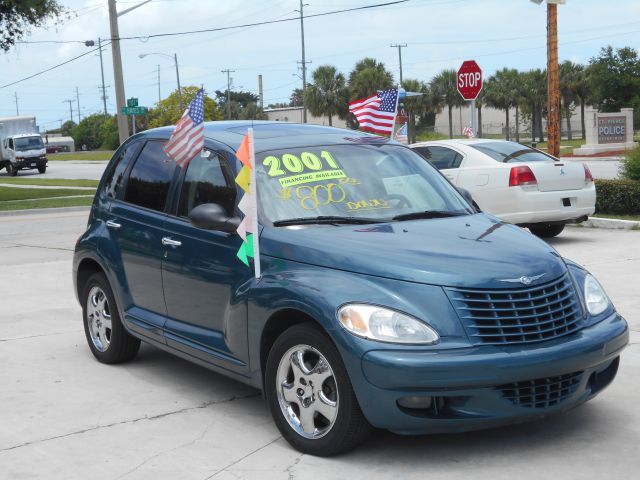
0 43 110 89
114 1 409 41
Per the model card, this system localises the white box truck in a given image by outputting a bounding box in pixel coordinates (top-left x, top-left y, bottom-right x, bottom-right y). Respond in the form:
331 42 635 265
0 115 48 176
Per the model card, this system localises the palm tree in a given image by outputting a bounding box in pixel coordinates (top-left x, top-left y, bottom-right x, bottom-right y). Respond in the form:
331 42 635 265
520 69 547 143
304 65 348 126
559 60 581 140
429 69 463 138
484 68 520 141
348 57 394 100
572 64 592 139
400 78 431 143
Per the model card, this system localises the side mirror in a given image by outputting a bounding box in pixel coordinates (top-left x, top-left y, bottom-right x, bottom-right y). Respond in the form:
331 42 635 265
189 203 240 232
456 187 481 212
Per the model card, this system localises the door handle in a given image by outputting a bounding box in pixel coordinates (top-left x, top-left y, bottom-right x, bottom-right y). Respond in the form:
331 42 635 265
162 237 182 247
106 220 121 229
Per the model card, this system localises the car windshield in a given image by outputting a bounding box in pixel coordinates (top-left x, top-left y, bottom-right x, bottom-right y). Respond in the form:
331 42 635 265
14 136 44 151
255 144 474 225
469 141 556 163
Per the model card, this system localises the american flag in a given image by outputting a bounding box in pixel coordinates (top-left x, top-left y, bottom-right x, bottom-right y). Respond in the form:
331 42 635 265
394 122 408 144
462 126 475 138
164 88 205 168
348 88 399 136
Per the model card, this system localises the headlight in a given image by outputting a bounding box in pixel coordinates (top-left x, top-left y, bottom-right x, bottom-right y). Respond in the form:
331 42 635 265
338 304 439 345
584 274 610 316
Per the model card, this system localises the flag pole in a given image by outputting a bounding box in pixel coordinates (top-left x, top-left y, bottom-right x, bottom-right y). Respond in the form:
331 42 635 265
248 127 261 279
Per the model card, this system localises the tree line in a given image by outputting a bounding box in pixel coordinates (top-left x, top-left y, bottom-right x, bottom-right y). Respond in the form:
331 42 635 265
55 44 639 149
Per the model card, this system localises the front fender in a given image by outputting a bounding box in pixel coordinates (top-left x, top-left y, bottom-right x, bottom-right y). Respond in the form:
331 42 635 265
246 255 468 387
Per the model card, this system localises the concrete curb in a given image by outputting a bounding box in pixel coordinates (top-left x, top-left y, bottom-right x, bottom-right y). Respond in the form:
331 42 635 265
0 206 90 217
570 217 640 230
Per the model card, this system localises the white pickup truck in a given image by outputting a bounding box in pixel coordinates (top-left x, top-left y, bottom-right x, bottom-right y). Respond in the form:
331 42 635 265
0 116 48 176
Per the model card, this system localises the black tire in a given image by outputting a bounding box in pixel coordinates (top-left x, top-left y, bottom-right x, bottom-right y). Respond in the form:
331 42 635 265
529 223 565 238
265 323 371 456
7 163 17 176
37 165 47 174
81 272 140 364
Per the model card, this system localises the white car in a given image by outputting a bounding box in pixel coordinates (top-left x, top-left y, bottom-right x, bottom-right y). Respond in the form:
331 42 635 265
410 139 596 238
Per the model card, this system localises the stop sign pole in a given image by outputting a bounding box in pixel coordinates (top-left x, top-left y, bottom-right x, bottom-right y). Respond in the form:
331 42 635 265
457 60 483 137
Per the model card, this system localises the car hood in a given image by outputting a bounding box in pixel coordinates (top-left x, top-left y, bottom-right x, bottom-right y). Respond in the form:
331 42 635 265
16 148 45 157
260 213 567 289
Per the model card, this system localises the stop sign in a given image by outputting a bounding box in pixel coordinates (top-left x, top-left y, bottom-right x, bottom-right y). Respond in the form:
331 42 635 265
457 60 482 100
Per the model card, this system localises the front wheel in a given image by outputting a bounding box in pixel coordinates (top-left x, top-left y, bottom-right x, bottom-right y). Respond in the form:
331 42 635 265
265 323 371 456
37 165 47 174
82 272 140 364
529 223 565 238
6 163 17 176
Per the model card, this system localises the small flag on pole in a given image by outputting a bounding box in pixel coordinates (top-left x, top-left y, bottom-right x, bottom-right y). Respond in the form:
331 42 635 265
462 126 475 138
348 88 399 136
234 128 261 279
164 88 205 168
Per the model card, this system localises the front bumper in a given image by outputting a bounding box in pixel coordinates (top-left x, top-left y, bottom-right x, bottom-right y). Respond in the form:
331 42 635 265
353 312 628 434
14 157 47 169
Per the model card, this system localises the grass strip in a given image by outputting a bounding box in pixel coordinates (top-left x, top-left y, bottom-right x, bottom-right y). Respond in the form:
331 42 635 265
0 178 99 188
0 196 93 211
592 213 640 222
48 151 114 161
0 186 95 201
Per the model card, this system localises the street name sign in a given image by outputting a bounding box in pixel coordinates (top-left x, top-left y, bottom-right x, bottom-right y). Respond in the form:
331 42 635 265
121 106 148 115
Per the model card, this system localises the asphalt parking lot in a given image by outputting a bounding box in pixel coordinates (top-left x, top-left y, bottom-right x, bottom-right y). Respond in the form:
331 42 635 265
0 157 624 182
0 209 638 480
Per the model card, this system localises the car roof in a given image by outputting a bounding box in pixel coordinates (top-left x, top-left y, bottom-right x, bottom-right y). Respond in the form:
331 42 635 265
142 120 399 152
11 133 42 139
411 138 517 148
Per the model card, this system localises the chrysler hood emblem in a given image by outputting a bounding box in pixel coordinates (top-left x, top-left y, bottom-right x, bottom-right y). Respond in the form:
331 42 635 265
498 273 546 285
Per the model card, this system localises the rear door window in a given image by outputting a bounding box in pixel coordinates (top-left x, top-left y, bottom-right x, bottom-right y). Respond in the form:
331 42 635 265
123 141 177 212
416 146 463 170
102 140 143 199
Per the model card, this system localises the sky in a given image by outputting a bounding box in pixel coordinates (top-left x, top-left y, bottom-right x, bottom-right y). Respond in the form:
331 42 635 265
1 0 639 131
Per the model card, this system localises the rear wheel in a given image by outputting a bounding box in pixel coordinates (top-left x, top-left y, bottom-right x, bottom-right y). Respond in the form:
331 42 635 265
82 272 140 363
265 323 371 456
37 165 47 174
529 223 565 238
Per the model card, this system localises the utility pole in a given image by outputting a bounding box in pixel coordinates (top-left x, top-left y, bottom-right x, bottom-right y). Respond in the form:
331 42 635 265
14 92 19 115
296 0 311 123
76 87 81 123
64 99 74 123
258 74 264 111
390 43 407 85
174 53 183 111
222 69 235 120
108 0 129 144
97 38 108 116
546 2 560 157
157 64 161 103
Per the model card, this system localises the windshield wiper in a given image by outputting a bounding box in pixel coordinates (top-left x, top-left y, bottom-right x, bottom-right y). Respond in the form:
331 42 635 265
272 216 384 227
392 210 468 221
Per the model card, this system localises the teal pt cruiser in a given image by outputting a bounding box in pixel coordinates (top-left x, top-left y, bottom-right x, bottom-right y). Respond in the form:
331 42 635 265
73 121 628 456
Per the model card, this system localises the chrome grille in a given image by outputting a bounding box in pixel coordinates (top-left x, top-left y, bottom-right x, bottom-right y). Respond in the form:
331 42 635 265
446 274 582 345
499 372 583 408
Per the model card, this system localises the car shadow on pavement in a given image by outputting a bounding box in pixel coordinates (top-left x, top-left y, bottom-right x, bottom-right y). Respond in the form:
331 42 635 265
129 344 616 464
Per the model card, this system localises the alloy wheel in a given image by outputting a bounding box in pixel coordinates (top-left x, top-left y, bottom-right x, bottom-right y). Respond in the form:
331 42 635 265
275 344 339 439
86 286 112 352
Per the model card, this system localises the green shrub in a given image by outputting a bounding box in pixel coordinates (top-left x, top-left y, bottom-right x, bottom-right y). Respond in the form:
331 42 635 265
620 146 640 180
595 179 640 215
